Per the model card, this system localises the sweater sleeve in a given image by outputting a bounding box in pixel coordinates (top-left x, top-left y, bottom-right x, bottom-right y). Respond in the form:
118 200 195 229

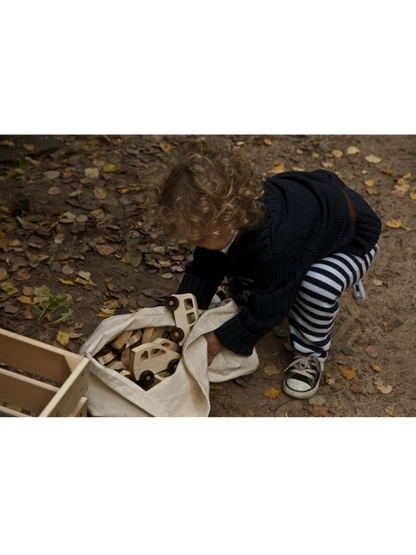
214 250 306 356
176 246 227 309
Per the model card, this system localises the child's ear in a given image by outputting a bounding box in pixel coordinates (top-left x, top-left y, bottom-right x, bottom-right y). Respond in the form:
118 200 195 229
231 209 243 227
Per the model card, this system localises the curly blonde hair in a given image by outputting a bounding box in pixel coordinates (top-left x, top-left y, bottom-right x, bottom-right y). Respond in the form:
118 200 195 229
147 138 265 240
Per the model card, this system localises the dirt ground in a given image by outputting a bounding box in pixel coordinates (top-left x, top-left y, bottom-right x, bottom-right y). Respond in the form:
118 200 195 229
0 134 415 417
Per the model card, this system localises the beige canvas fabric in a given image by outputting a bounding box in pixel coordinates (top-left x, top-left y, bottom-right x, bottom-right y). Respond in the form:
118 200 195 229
80 299 259 417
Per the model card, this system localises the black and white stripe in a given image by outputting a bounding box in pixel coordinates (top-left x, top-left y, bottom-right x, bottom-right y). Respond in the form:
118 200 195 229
288 245 379 361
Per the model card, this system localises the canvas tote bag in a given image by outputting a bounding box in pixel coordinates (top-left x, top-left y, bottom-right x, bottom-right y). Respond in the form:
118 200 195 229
80 299 259 417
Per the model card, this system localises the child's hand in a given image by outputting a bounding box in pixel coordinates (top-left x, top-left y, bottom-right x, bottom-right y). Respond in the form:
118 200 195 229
203 331 225 366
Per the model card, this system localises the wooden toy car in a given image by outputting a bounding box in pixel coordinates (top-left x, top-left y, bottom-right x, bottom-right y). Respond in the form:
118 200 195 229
164 294 198 346
152 337 181 353
130 342 181 388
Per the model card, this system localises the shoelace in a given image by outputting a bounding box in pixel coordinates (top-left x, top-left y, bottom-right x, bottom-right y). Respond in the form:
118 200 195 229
285 356 320 378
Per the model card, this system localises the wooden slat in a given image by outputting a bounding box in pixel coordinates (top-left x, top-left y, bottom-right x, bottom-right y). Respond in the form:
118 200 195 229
0 405 31 417
0 328 84 383
68 396 88 417
0 367 58 414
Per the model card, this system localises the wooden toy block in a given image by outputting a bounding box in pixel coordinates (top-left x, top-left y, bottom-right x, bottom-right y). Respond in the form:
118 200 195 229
164 294 199 346
121 348 131 370
141 326 169 344
0 328 89 418
111 330 133 351
153 370 171 385
97 347 118 366
106 360 126 371
130 343 181 386
125 329 143 349
120 370 131 378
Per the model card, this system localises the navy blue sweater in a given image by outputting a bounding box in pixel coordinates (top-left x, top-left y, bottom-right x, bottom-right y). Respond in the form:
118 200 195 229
177 170 381 356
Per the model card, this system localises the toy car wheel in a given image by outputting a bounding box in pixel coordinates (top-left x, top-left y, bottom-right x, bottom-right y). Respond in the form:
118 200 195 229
139 370 155 387
170 327 184 343
167 359 179 373
162 330 171 339
165 296 180 311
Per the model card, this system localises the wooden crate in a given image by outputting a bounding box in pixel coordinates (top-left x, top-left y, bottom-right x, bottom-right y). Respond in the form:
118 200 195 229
0 329 89 417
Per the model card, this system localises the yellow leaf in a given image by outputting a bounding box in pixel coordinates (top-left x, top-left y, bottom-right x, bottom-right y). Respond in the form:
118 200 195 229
159 142 170 152
366 189 379 195
235 141 245 146
116 188 129 194
410 192 416 200
17 296 32 304
104 164 117 172
390 189 405 198
97 311 114 318
23 306 34 319
396 178 409 187
386 219 403 228
90 209 105 219
371 364 382 373
382 169 394 177
325 373 335 385
268 163 285 174
372 279 383 286
365 154 381 164
75 277 89 285
285 410 289 417
62 171 72 179
48 186 62 195
338 364 357 380
347 146 360 155
263 388 281 399
94 187 106 199
0 268 9 281
257 357 266 371
58 278 74 285
57 331 70 346
364 180 375 187
23 143 35 151
332 150 343 158
321 161 333 169
264 139 272 146
402 173 411 179
54 233 65 244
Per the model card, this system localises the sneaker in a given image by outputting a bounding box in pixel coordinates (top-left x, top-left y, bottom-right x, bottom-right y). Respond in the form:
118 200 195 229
283 355 324 399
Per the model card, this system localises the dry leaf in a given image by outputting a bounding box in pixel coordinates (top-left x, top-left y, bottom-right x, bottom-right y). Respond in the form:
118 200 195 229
68 189 82 197
372 279 383 286
90 209 105 219
350 383 364 393
23 305 34 319
263 388 281 399
44 170 60 180
96 245 115 256
257 358 266 371
365 345 379 358
62 171 72 179
410 192 416 200
325 373 335 385
78 271 91 281
364 180 375 187
382 169 394 177
117 187 129 194
48 186 62 195
104 164 117 172
97 311 115 318
57 331 70 346
370 364 382 373
332 150 343 158
94 187 106 199
385 406 395 417
85 167 100 178
54 233 65 244
394 185 409 192
0 268 9 281
17 296 32 304
121 251 142 267
58 278 74 285
308 395 326 406
312 406 334 417
391 190 405 198
264 365 279 376
402 172 411 179
365 154 382 164
374 380 392 394
386 219 403 228
23 143 35 151
62 265 74 275
367 189 379 195
338 364 357 380
347 146 360 155
159 142 170 152
268 163 286 174
321 161 333 169
264 139 272 146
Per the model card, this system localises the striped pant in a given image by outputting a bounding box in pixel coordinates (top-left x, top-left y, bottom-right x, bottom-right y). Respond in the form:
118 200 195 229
288 245 379 361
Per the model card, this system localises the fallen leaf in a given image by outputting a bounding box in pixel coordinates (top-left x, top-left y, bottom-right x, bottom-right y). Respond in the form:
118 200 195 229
34 285 51 297
78 271 91 281
104 164 117 172
321 161 333 169
338 365 357 379
62 171 72 179
2 282 19 295
341 346 353 356
68 332 83 339
311 152 320 158
268 163 285 174
312 406 334 417
4 304 19 314
364 180 375 187
347 146 360 155
235 141 245 146
96 245 115 256
117 187 129 194
76 214 88 222
62 265 74 275
382 169 394 176
58 278 74 285
264 139 272 146
48 186 62 195
365 345 379 358
371 364 382 373
410 192 416 200
54 233 65 244
257 358 266 371
160 142 170 152
264 365 279 376
386 219 404 228
17 295 32 304
68 189 83 197
308 394 326 406
385 406 395 417
367 188 379 195
85 168 100 178
90 209 105 219
332 150 343 158
122 252 143 268
325 374 335 385
161 273 173 279
0 268 9 281
94 187 106 199
103 300 119 310
263 388 281 399
57 331 70 346
23 286 34 296
23 305 34 319
75 277 88 285
97 311 115 318
23 143 35 151
365 154 381 164
350 383 363 393
374 380 392 394
391 189 405 198
372 279 383 286
44 170 60 180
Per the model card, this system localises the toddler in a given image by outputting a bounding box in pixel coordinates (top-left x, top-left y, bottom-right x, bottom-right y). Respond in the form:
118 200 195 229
149 138 381 399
